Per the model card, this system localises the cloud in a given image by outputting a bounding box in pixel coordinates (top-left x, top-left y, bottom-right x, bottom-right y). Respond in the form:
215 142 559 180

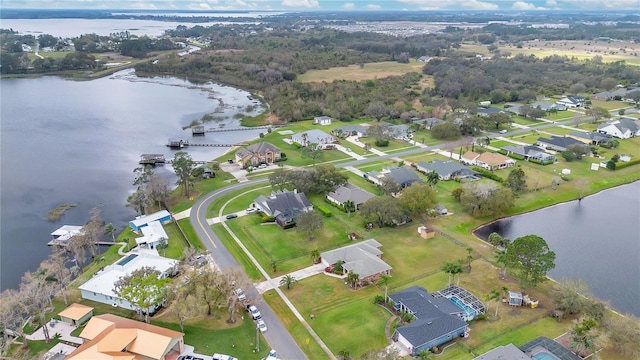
280 0 319 8
554 0 640 9
546 0 558 5
366 3 382 8
342 2 356 9
396 0 499 10
512 1 539 9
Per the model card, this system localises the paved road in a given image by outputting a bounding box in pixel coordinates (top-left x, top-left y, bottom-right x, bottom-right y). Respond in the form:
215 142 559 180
188 113 598 359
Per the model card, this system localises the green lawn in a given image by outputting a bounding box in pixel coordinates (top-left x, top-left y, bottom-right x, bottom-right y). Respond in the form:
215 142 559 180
544 111 575 120
511 115 546 127
590 99 632 111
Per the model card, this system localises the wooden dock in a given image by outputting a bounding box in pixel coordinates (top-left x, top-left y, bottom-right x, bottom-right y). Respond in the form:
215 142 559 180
139 154 166 165
48 239 116 247
202 125 282 133
192 125 205 136
167 139 189 148
166 141 248 148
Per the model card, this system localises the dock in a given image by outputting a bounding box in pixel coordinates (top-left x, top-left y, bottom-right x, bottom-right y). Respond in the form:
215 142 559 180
48 225 116 246
192 125 205 136
166 140 248 148
139 154 166 165
167 139 189 148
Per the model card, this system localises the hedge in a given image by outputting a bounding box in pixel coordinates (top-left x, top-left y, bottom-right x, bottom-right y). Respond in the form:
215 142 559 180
315 205 333 217
497 149 508 155
529 158 554 165
614 159 640 170
508 153 525 160
472 167 504 183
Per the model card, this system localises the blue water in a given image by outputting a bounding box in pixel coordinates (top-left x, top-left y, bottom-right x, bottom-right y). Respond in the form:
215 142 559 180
116 254 138 266
450 296 476 318
533 352 558 360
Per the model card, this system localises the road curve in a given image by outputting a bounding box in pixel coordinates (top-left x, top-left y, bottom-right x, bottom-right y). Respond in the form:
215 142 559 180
188 114 595 359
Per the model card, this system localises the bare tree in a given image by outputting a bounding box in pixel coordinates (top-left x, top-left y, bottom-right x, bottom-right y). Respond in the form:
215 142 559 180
20 272 55 343
40 247 78 306
0 289 32 349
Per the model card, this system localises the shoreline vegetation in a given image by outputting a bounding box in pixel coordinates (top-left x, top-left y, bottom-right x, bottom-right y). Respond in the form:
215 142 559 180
46 203 78 222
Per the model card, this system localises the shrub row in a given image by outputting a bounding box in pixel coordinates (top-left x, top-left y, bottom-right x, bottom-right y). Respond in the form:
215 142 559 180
508 153 525 160
472 167 504 183
315 205 333 217
614 159 640 170
324 198 347 212
529 158 554 165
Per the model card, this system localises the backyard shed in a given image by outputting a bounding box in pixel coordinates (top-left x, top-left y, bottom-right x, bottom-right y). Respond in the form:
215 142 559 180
417 225 436 239
58 303 94 326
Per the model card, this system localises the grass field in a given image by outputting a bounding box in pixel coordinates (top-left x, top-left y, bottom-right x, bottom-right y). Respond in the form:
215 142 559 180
298 60 432 84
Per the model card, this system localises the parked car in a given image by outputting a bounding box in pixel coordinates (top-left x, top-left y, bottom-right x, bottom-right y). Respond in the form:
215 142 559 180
225 214 238 220
247 305 261 320
234 288 246 302
178 356 203 360
227 159 234 164
246 207 257 214
499 129 508 134
258 163 267 169
257 319 267 333
212 354 238 360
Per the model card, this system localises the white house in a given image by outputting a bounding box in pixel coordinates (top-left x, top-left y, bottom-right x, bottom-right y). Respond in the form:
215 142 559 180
50 225 84 245
129 210 172 232
79 253 177 312
596 118 640 139
556 96 585 108
135 221 168 249
313 116 332 126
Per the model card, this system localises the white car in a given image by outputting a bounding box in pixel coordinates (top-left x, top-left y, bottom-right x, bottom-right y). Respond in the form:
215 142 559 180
499 129 508 134
257 319 267 332
246 207 257 214
234 288 246 302
212 354 238 360
248 305 261 320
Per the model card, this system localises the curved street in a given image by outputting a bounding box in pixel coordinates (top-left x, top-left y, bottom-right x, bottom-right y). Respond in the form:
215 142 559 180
188 113 599 359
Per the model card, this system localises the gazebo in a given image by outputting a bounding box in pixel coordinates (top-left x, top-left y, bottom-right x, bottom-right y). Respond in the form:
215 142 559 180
58 303 94 326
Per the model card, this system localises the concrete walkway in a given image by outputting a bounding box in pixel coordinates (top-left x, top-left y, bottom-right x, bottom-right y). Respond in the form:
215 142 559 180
344 135 387 156
27 320 83 344
255 263 326 294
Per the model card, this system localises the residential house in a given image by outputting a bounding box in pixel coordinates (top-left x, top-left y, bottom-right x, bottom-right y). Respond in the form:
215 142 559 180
235 142 281 167
253 189 313 228
332 124 368 138
79 253 178 312
596 118 640 139
388 286 468 356
326 183 376 209
472 344 530 360
134 220 168 250
567 131 611 145
313 116 332 125
129 210 171 232
501 145 555 162
530 101 567 111
58 303 94 327
556 96 585 108
476 107 504 117
412 117 444 130
591 87 638 101
66 314 184 360
536 136 585 152
415 160 478 181
366 166 425 188
519 337 581 360
320 239 392 284
291 129 336 148
461 151 516 171
417 56 432 62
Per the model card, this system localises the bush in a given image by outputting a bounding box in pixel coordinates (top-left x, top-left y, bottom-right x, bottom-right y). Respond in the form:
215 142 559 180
561 151 576 162
614 159 640 169
475 314 487 321
375 139 389 147
508 153 525 160
280 152 287 159
497 149 508 155
373 295 385 304
316 205 333 217
260 213 276 223
472 167 504 183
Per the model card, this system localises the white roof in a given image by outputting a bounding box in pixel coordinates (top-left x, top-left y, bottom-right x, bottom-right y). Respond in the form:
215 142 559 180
51 225 84 241
135 221 168 245
130 210 170 228
79 253 177 297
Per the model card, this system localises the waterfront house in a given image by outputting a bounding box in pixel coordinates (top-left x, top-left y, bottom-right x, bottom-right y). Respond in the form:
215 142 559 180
320 239 391 285
253 189 313 228
79 253 177 312
129 210 171 232
388 286 468 356
235 142 281 167
49 225 84 246
66 313 184 360
326 183 376 210
134 220 168 250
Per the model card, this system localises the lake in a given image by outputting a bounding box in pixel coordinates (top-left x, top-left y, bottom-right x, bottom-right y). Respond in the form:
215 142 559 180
475 181 640 317
0 70 265 290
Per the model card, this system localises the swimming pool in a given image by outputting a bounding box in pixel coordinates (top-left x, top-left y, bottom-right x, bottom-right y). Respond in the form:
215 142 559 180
116 254 138 266
449 296 477 319
533 351 559 360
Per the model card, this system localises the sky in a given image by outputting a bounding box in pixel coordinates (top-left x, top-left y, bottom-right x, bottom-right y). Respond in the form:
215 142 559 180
1 0 639 11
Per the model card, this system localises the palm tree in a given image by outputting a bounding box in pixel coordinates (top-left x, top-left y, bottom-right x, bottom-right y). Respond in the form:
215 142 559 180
310 248 320 264
376 274 391 302
417 349 432 359
343 200 355 218
279 274 296 290
347 271 360 289
104 223 116 242
426 171 439 187
269 259 278 273
485 289 501 319
466 246 474 272
441 261 462 287
495 250 508 279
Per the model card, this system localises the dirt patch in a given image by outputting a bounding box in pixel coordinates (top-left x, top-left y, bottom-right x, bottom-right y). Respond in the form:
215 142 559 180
555 332 593 358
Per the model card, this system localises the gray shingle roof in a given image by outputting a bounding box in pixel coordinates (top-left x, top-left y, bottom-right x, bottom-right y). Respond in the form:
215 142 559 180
389 286 467 348
568 132 611 143
327 183 376 206
416 160 477 179
254 190 312 218
385 167 425 188
236 142 279 158
537 136 583 149
320 239 391 279
473 344 529 360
